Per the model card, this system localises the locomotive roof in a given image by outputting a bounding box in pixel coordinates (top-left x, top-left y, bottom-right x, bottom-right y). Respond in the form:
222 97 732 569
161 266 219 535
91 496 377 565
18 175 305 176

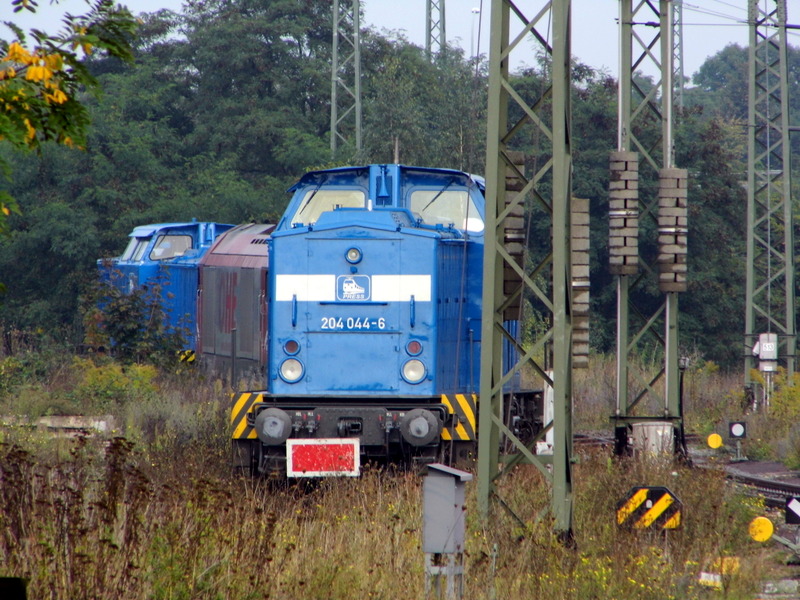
287 164 484 192
127 222 222 237
279 164 486 234
201 223 275 268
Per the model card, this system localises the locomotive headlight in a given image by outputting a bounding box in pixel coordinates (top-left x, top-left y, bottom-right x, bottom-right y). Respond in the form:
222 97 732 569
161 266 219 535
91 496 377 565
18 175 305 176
279 358 304 382
345 247 362 264
283 339 300 355
401 359 426 384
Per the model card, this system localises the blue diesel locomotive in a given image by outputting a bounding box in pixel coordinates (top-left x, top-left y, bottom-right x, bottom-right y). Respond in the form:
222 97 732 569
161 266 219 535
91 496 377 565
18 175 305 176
231 164 542 476
98 221 235 353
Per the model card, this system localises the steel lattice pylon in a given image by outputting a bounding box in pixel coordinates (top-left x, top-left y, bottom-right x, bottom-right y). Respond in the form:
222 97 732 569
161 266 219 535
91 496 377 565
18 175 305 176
612 0 684 440
672 0 684 110
426 0 446 60
330 0 362 156
477 0 574 536
744 0 795 384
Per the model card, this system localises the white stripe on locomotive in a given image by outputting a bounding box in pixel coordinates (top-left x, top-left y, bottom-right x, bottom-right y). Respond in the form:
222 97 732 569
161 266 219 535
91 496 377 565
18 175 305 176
275 274 431 302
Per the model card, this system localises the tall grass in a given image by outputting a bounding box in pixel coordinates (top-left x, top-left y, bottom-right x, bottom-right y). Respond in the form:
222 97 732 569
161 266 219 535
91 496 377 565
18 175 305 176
0 440 779 599
0 343 792 599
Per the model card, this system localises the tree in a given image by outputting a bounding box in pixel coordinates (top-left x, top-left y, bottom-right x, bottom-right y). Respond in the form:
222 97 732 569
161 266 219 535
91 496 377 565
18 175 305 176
0 0 137 240
84 265 187 365
676 116 748 365
178 0 333 178
360 38 486 170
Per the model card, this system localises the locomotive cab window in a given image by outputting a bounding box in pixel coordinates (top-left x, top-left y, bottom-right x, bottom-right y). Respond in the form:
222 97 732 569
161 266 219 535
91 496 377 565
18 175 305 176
150 234 193 260
290 189 366 226
410 189 484 233
121 237 150 262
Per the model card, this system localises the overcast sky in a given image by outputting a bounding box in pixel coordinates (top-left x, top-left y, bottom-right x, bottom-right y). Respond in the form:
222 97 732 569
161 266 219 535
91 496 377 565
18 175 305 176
8 0 796 80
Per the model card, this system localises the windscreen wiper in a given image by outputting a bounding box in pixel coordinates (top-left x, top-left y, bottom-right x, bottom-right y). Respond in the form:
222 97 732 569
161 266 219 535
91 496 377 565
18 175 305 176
297 178 325 216
421 177 457 212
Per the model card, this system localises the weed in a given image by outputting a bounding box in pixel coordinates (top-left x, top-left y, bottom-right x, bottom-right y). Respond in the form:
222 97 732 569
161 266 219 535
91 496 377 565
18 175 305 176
0 348 792 599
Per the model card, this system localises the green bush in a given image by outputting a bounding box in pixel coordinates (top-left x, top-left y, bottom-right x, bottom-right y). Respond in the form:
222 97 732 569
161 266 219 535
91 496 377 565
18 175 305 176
83 269 187 367
0 356 23 396
68 356 159 413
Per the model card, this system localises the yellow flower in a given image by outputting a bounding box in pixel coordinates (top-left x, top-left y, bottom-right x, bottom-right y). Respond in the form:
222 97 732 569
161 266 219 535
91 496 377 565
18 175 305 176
25 65 41 81
45 88 68 104
3 42 32 64
26 64 54 82
23 118 35 140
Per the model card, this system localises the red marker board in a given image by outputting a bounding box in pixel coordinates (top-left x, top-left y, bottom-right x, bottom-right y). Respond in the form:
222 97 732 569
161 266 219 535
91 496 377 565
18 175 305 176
286 438 360 477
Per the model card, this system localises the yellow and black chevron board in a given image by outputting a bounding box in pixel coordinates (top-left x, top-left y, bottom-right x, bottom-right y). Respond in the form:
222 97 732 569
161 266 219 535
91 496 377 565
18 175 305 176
230 392 264 440
441 393 477 441
616 486 682 530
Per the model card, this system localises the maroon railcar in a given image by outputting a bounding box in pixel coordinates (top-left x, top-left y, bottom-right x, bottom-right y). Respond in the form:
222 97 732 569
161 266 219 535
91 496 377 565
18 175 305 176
198 223 275 383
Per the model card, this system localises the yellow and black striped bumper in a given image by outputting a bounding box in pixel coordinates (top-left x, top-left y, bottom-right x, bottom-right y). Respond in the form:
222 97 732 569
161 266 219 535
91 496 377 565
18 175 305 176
441 394 477 441
230 392 263 440
232 392 477 442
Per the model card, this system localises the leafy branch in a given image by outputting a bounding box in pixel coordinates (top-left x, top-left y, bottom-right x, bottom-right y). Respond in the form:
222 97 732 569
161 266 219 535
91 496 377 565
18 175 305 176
0 0 138 236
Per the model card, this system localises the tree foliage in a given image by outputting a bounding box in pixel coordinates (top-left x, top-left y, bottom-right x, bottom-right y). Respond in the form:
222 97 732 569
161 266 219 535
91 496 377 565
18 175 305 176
0 0 137 237
84 266 186 365
0 0 793 368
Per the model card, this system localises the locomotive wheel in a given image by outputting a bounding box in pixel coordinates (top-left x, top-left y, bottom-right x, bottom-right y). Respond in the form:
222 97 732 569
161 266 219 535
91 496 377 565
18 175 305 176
231 440 259 477
516 421 536 446
439 440 477 470
257 445 288 479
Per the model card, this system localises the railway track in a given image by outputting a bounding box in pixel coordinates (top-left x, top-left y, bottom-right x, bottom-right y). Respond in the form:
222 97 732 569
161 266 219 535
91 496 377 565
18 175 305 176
572 431 800 505
9 416 800 505
0 415 116 438
724 462 800 507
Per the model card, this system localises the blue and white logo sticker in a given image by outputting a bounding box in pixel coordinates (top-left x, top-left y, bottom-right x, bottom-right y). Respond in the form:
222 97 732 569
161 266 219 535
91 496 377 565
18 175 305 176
337 275 370 300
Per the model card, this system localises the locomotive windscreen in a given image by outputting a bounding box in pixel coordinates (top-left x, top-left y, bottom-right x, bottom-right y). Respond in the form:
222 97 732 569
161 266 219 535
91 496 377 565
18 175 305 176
120 237 150 261
409 189 484 233
290 189 366 227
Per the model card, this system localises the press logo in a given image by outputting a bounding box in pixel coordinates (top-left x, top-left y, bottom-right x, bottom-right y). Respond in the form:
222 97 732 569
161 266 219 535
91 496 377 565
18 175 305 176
337 275 370 300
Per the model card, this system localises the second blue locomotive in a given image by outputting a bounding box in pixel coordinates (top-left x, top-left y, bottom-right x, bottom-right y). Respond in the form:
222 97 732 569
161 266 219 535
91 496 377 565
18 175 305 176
98 221 235 353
